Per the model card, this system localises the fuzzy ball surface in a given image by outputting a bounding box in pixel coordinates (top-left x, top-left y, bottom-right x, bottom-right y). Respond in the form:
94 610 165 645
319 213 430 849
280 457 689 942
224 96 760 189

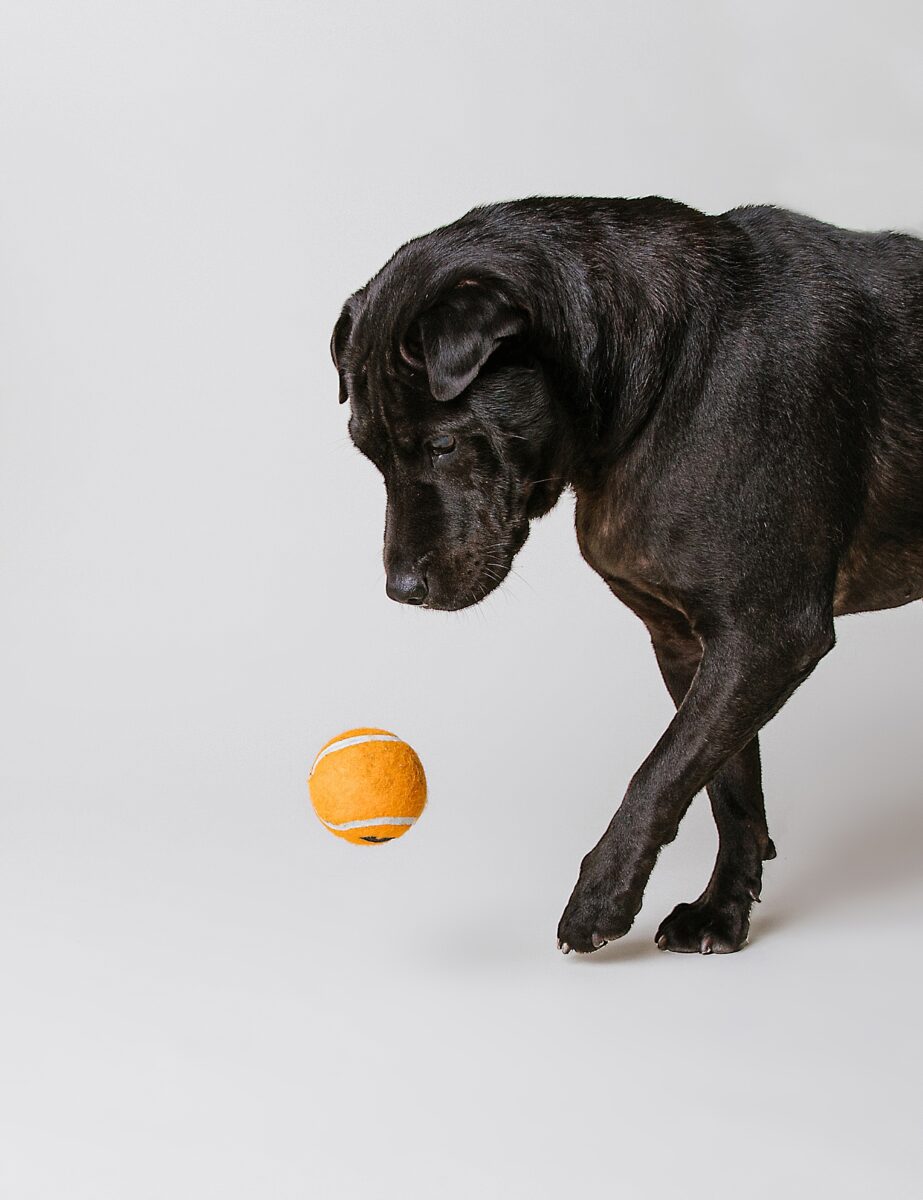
308 728 427 844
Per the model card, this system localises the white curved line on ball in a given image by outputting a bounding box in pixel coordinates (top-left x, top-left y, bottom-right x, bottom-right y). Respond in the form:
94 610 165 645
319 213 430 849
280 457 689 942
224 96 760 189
322 815 417 831
310 732 401 774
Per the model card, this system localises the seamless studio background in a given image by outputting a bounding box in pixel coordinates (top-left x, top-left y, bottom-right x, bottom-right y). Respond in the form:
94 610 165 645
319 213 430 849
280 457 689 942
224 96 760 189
1 3 921 1197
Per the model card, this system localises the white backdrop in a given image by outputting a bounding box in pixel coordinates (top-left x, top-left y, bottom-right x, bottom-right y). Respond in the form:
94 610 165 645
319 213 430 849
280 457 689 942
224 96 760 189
1 3 921 1197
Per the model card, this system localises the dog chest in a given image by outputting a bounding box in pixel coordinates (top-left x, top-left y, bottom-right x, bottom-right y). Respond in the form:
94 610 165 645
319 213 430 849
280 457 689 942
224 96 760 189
574 486 668 595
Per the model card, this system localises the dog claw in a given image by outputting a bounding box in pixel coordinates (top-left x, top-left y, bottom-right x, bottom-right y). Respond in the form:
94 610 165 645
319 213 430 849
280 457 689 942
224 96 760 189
591 932 608 949
700 935 714 955
749 888 761 902
656 934 668 950
560 942 571 954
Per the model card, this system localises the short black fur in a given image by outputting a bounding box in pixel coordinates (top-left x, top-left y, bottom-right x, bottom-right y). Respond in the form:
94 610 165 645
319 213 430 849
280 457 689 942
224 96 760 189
331 196 923 954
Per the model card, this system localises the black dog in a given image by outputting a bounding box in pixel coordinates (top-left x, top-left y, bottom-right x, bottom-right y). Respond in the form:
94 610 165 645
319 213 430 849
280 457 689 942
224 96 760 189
331 196 923 955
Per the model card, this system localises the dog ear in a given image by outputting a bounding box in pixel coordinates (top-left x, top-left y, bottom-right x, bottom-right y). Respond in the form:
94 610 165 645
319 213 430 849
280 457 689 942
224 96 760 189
330 305 353 404
406 283 527 402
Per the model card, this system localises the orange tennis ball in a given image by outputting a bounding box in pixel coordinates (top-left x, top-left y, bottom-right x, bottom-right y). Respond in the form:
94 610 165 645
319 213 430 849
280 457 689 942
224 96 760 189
308 727 427 844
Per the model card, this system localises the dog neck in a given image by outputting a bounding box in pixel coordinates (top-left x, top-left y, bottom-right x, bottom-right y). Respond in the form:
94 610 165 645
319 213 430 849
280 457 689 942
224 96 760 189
473 197 750 488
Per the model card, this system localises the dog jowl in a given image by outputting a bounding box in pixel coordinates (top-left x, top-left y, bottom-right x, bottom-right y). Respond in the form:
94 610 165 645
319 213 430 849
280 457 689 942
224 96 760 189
331 196 923 955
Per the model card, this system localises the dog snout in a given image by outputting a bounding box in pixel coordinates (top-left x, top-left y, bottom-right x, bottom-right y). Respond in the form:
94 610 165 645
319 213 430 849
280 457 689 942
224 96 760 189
385 565 428 605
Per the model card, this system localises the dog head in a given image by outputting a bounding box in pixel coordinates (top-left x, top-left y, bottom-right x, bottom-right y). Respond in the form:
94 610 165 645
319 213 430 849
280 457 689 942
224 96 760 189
332 250 571 611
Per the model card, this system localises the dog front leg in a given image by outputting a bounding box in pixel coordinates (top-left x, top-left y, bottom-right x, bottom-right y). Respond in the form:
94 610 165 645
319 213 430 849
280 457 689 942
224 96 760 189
650 631 775 954
557 619 833 954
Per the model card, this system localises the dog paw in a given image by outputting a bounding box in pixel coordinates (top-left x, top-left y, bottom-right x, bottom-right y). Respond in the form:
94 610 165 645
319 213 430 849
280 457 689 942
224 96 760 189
654 896 750 955
556 872 638 955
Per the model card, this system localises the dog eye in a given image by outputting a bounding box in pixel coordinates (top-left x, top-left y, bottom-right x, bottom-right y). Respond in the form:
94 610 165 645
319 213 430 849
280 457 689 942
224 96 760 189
428 435 457 459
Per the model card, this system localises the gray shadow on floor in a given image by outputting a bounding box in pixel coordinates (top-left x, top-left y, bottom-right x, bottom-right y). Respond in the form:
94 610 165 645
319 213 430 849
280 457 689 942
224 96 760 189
755 785 923 940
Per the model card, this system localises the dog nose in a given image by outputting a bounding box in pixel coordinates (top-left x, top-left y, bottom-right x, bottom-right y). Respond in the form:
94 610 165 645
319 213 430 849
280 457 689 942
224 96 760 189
386 568 428 605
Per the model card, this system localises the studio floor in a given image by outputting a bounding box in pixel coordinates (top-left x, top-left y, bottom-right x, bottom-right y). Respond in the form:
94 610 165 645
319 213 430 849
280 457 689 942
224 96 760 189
3 647 921 1198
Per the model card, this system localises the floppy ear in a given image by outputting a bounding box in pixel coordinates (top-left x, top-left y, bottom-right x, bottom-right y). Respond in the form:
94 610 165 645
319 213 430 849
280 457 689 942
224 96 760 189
407 284 527 402
330 305 353 404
